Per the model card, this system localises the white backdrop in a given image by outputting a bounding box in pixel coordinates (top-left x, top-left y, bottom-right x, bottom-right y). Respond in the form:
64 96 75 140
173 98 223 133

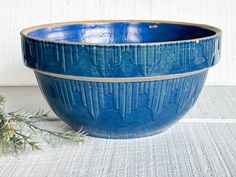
0 0 235 86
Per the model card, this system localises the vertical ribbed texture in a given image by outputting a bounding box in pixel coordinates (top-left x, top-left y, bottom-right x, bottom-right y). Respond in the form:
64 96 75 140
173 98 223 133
35 70 207 138
22 34 221 77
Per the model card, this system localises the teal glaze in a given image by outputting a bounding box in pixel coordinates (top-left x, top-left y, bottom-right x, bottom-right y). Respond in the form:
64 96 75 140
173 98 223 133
20 21 222 138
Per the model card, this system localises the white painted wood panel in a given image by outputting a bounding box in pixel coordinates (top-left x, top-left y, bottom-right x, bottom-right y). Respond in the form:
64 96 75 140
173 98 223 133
0 122 235 177
0 87 236 176
0 0 236 86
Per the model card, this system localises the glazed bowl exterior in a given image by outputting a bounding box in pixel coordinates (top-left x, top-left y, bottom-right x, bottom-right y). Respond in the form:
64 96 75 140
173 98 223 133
21 20 222 138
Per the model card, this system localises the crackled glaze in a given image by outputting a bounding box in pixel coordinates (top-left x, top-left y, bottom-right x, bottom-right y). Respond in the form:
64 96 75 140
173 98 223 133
21 20 222 138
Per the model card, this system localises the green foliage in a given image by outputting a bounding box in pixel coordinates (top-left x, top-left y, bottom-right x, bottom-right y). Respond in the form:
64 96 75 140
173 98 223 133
0 95 86 156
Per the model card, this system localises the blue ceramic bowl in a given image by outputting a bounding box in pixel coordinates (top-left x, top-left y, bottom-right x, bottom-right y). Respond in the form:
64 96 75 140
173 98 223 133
21 20 222 138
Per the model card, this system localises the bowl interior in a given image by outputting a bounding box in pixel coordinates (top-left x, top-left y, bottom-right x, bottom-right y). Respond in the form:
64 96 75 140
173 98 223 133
26 22 216 44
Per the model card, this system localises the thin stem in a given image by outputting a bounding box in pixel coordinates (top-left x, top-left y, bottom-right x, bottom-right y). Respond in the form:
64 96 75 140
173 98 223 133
15 132 31 144
0 95 86 156
25 122 85 142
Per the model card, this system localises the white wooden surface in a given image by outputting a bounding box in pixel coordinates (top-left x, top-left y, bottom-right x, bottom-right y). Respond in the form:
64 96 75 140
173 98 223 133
0 86 236 177
0 0 236 86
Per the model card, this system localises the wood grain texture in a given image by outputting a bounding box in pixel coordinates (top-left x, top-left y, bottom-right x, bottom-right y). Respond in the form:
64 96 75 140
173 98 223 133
0 86 236 176
0 0 236 86
0 122 235 177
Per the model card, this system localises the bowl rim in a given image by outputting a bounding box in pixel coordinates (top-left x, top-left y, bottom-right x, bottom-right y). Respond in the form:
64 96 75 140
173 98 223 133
20 20 222 46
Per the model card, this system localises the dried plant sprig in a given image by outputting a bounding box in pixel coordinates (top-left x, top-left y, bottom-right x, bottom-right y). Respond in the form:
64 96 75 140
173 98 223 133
0 95 86 156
